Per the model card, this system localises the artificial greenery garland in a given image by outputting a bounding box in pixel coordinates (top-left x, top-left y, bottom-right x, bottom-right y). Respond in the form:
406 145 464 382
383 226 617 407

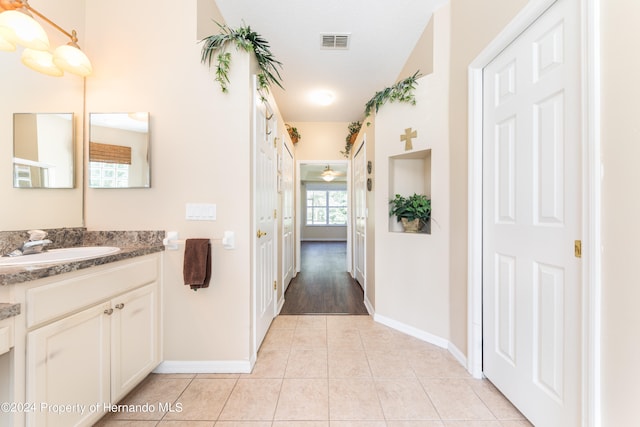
363 70 422 118
200 22 284 93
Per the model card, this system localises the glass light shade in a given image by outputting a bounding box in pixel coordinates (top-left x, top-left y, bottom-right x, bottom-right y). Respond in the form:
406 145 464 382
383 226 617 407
21 48 63 76
0 10 49 50
0 30 15 51
322 174 335 182
53 44 92 77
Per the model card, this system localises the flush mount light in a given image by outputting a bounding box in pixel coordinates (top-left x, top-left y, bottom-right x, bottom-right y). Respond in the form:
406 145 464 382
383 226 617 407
309 89 335 106
0 0 92 76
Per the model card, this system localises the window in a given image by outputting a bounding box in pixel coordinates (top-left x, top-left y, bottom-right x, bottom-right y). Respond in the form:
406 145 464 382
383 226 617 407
89 161 130 188
306 187 347 225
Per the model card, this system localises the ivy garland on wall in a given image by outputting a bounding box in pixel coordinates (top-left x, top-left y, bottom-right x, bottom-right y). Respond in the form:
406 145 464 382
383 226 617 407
200 22 284 93
363 70 422 118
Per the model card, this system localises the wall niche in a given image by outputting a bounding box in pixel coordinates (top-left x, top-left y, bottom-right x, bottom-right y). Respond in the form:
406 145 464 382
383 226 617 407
388 149 432 234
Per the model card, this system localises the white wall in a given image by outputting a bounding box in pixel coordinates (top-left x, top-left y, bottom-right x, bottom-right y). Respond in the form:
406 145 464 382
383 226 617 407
600 0 640 424
84 0 258 364
373 4 451 341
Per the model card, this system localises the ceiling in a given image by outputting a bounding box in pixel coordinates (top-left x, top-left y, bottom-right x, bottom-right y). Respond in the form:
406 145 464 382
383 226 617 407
214 0 446 123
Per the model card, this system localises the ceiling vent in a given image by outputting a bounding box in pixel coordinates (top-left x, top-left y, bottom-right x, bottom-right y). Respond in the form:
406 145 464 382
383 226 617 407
321 33 350 49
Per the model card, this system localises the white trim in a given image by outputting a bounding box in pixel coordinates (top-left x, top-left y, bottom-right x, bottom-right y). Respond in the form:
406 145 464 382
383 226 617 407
363 296 374 316
467 0 600 426
374 313 448 349
154 359 253 374
276 294 285 314
581 0 601 424
448 341 468 369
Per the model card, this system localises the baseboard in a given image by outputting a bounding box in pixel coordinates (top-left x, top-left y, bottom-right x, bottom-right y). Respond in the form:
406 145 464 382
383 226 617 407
374 313 449 349
276 295 285 314
154 360 253 374
363 296 374 316
300 238 348 242
448 341 468 370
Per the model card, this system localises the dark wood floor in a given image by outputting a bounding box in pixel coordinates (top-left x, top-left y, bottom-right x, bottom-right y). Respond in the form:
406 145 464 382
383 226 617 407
280 241 369 315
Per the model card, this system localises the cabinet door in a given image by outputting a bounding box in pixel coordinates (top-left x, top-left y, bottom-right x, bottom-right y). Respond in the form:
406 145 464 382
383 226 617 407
110 282 159 402
27 302 111 427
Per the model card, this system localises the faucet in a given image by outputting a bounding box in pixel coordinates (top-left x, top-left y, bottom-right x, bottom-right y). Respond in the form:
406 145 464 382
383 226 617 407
3 230 52 257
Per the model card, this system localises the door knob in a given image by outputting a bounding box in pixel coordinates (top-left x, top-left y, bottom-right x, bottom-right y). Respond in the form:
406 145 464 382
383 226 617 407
257 230 267 238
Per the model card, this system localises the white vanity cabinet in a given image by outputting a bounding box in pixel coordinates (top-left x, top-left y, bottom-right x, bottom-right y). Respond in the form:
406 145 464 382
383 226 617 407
16 253 162 427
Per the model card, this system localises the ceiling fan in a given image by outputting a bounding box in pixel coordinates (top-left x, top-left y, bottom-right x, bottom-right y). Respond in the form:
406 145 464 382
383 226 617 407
321 165 343 182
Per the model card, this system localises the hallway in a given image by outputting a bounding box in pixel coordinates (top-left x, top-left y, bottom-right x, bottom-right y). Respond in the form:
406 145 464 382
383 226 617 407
95 315 532 426
280 241 368 315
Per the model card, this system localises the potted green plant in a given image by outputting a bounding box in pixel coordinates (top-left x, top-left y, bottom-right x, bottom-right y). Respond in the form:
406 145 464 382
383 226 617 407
341 121 362 158
389 193 431 232
286 124 301 144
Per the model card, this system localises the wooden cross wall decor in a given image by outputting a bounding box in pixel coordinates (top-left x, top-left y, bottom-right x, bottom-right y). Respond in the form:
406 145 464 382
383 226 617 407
400 128 417 151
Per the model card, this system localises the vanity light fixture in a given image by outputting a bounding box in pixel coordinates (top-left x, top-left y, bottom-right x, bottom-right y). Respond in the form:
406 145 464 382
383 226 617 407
0 0 92 77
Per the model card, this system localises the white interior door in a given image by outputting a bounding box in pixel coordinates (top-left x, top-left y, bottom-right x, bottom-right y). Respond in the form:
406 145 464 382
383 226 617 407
253 80 277 350
353 141 366 288
282 143 295 292
482 1 581 426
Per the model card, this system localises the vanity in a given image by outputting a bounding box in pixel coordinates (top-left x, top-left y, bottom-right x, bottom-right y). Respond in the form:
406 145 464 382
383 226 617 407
0 229 164 427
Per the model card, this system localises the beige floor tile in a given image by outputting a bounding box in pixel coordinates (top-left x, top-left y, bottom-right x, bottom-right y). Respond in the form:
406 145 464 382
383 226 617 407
214 422 272 427
421 379 496 421
273 422 329 427
499 421 534 427
271 315 299 329
326 315 373 331
243 348 290 378
366 350 416 378
328 350 372 378
408 350 471 379
159 421 214 426
94 421 158 426
386 422 445 427
375 378 440 420
163 378 236 421
214 422 272 426
261 328 295 350
330 422 388 427
327 328 364 351
218 379 282 420
108 376 192 421
196 373 241 379
293 327 328 348
442 422 502 427
359 329 401 352
466 379 526 420
296 315 327 329
285 348 328 378
274 379 329 420
328 378 385 421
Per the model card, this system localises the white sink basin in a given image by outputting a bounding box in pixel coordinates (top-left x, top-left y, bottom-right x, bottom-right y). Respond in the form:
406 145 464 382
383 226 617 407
0 246 120 267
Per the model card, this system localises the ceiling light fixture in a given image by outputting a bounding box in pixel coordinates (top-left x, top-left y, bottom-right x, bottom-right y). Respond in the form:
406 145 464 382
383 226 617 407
309 89 335 107
321 165 336 182
0 0 92 77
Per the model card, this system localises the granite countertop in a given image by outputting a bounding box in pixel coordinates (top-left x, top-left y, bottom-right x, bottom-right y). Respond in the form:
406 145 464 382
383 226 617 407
0 303 20 321
0 229 165 286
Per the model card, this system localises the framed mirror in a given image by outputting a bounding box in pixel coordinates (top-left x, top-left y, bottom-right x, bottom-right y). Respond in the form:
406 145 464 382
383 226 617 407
89 112 150 188
13 113 75 188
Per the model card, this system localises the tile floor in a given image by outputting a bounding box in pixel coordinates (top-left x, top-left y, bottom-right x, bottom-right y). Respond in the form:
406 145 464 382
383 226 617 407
95 315 533 427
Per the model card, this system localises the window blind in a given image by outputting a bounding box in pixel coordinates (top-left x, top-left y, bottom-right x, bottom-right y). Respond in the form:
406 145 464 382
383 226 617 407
89 142 132 165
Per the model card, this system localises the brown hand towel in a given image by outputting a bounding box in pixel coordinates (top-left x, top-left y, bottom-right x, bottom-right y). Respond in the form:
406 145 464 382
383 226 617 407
183 238 211 291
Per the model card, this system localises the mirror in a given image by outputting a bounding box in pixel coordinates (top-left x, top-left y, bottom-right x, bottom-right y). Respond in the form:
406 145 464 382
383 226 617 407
89 112 150 188
13 113 75 188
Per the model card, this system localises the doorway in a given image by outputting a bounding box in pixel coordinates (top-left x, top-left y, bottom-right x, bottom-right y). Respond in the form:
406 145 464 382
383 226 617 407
468 0 601 425
280 160 366 314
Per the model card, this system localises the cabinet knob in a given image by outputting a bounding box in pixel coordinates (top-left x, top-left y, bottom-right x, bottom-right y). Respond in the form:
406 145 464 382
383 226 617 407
115 303 125 310
104 308 114 315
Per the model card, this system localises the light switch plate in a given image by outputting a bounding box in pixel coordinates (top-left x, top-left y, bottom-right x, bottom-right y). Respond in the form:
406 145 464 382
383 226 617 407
186 203 216 221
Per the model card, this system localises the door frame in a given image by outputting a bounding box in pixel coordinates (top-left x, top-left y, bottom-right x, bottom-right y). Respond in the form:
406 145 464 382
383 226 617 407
352 138 366 288
295 159 352 274
467 0 601 425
